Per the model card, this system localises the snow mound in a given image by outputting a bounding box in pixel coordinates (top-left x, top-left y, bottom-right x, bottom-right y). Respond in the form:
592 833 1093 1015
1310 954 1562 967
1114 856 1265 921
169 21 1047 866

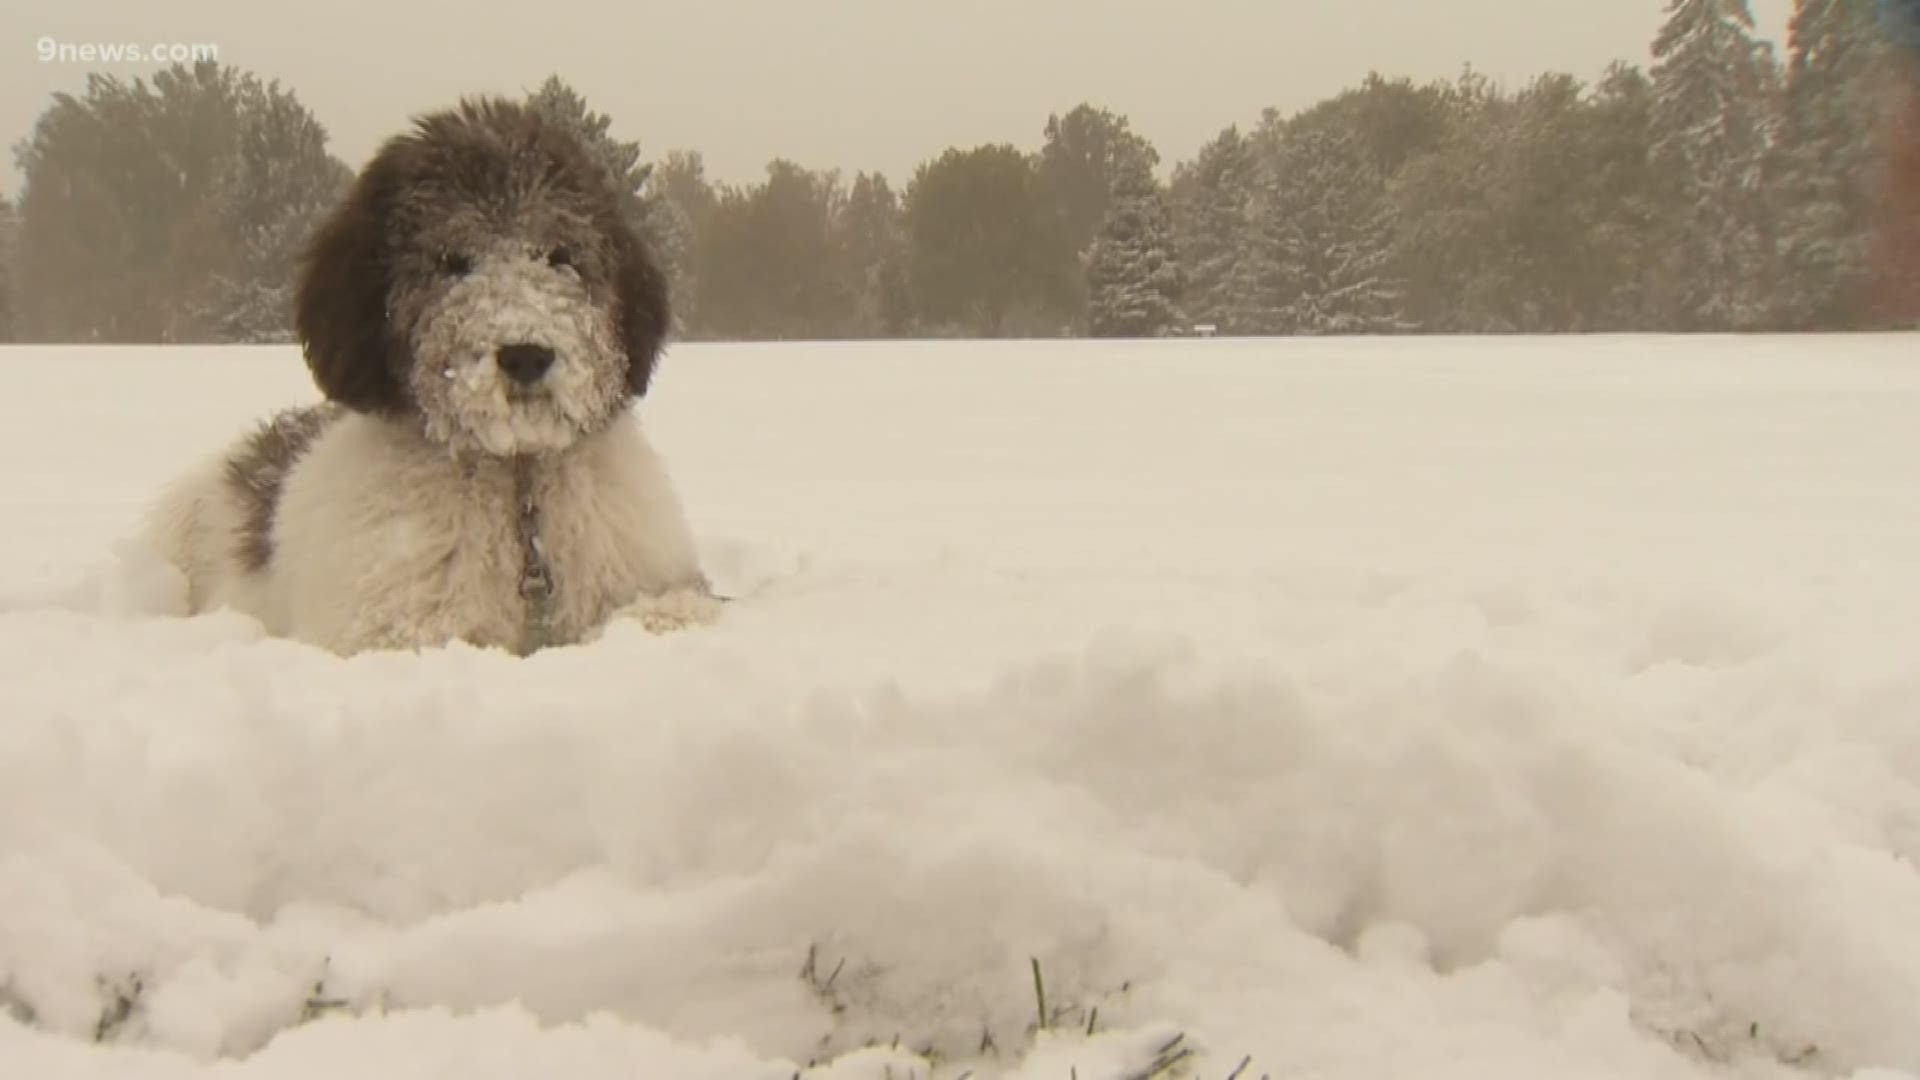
4 545 1920 1079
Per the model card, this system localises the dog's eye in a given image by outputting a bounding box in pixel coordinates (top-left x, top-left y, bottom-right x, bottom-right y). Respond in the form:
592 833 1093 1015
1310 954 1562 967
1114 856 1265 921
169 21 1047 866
438 251 473 277
546 246 574 271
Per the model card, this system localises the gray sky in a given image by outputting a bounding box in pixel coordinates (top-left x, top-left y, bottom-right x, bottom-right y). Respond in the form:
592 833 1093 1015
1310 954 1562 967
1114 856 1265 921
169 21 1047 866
4 0 1792 195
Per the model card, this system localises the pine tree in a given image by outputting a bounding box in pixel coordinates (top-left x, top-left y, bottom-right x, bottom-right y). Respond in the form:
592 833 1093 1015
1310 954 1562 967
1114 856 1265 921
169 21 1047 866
1649 0 1782 330
1283 132 1408 334
1232 129 1410 335
1224 152 1296 335
1169 127 1253 332
1777 0 1893 327
1085 158 1184 337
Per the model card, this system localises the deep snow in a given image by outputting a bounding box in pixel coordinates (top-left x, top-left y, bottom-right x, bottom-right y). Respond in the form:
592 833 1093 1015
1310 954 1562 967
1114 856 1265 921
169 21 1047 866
1 336 1918 1079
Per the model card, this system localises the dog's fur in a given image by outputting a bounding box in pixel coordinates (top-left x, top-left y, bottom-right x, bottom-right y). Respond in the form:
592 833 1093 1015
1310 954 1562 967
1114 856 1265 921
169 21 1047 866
145 98 717 656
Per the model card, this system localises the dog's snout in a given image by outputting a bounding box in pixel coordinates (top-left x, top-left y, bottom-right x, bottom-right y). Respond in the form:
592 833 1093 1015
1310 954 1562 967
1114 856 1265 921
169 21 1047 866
496 343 555 385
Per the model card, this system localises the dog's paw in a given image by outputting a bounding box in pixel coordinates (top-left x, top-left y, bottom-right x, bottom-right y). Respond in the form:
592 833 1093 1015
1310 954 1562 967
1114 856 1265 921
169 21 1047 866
613 586 724 636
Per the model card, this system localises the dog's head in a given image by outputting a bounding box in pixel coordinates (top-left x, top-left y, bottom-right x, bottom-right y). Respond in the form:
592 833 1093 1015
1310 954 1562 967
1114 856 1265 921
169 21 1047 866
294 97 669 455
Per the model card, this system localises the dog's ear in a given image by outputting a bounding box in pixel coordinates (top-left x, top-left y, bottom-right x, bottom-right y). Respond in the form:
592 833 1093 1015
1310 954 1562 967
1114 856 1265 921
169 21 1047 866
294 143 411 415
610 205 672 398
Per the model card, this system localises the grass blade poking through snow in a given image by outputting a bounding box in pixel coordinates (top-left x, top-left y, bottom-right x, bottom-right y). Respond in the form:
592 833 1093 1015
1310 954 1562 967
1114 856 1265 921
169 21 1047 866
1121 1031 1194 1080
1032 957 1048 1034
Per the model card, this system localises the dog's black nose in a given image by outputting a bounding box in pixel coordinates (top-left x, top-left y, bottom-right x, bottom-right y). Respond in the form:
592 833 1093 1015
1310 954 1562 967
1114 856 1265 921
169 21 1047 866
496 343 555 385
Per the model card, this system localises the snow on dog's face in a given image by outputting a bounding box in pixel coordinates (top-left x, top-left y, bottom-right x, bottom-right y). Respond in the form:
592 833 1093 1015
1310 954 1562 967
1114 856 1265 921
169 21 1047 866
294 98 670 455
402 226 625 455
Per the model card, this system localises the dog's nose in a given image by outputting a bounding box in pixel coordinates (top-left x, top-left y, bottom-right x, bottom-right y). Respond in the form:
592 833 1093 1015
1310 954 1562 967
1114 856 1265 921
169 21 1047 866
495 343 555 385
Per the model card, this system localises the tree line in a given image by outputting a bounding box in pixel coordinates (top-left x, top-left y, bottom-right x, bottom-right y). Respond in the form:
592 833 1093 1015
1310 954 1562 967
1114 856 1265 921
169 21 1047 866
3 0 1917 345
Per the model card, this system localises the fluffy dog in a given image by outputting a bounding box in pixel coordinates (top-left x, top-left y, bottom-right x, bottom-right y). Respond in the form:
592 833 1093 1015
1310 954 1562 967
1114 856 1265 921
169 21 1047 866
145 98 718 656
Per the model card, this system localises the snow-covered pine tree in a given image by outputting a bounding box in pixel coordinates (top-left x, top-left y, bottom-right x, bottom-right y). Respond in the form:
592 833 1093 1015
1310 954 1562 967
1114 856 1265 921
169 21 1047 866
1223 151 1296 335
1169 127 1253 332
1236 128 1410 335
1649 0 1782 330
1084 157 1185 337
1777 0 1893 327
1286 135 1408 334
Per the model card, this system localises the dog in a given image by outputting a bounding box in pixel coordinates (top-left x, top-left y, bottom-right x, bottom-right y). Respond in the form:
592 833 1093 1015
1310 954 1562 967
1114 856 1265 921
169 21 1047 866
144 98 719 656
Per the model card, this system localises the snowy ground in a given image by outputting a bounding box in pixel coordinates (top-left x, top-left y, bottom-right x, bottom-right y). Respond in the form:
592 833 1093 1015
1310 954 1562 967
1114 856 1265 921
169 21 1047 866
2 335 1919 1079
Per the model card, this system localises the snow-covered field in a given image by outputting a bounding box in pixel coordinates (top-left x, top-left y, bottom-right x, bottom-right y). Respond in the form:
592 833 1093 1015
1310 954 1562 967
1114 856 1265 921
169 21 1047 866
3 335 1919 1079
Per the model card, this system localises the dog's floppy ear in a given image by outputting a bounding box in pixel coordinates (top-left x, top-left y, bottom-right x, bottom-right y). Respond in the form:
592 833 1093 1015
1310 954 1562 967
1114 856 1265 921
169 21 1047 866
610 207 672 398
294 143 411 415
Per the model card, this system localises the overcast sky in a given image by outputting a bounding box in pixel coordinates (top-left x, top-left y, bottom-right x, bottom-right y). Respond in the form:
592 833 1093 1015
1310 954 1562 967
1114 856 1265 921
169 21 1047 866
4 0 1792 195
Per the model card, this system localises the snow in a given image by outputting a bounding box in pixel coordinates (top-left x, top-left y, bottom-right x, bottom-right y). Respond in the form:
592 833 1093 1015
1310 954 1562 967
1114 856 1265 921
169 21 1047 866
2 334 1920 1079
